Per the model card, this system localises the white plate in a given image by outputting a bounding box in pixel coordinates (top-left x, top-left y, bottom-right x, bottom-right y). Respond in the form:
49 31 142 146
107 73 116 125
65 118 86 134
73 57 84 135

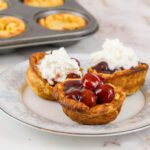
0 54 150 137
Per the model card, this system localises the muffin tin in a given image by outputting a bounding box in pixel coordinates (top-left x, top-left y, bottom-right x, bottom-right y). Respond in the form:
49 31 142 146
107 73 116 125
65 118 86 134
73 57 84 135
0 0 98 53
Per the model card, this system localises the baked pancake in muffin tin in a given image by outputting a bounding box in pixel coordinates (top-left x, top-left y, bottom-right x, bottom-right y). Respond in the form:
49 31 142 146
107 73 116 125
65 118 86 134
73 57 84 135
38 13 86 31
24 0 64 8
0 0 8 11
0 16 26 38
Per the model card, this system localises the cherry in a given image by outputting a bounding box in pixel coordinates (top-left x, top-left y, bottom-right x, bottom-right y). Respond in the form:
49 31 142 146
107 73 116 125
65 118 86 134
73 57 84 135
71 58 80 67
67 73 81 79
93 62 108 71
120 67 124 70
96 84 115 104
82 73 104 90
65 89 82 101
92 62 117 74
81 88 97 107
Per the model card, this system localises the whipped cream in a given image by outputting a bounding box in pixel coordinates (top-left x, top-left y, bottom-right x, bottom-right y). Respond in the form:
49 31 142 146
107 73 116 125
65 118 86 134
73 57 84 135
38 47 81 85
90 39 139 70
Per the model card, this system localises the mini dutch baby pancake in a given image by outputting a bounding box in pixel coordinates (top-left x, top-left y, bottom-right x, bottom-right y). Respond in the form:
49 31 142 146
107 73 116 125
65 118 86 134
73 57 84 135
0 16 26 38
26 47 82 100
24 0 64 7
54 73 126 125
38 13 86 31
0 0 8 11
88 39 148 95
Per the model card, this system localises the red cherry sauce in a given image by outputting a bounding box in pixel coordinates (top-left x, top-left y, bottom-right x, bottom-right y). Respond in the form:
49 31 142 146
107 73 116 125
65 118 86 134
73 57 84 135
67 73 81 79
64 73 115 107
64 80 83 101
92 62 117 74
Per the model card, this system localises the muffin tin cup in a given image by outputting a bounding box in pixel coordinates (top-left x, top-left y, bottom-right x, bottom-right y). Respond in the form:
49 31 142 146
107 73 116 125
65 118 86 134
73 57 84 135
0 0 99 53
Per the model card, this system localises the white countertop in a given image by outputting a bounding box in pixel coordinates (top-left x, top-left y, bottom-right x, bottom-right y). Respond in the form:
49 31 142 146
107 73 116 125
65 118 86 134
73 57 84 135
1 0 150 149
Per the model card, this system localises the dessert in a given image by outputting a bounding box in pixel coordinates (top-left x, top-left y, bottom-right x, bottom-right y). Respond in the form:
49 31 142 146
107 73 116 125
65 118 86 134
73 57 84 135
38 13 86 31
54 73 126 125
88 39 148 95
0 16 26 38
0 0 8 11
24 0 64 7
26 47 82 100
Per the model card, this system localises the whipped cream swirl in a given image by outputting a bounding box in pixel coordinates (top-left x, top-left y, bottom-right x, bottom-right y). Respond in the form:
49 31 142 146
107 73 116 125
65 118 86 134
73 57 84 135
38 47 81 85
90 39 139 70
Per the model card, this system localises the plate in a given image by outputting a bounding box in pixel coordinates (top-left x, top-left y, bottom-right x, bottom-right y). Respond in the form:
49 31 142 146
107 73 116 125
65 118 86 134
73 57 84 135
0 54 150 137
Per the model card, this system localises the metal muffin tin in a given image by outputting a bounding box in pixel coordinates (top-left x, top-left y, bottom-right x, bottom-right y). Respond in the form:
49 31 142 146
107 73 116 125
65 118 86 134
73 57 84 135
0 0 99 53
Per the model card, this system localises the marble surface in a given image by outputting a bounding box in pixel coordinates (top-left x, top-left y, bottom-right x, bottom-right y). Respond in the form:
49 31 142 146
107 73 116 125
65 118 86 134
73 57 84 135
0 0 150 149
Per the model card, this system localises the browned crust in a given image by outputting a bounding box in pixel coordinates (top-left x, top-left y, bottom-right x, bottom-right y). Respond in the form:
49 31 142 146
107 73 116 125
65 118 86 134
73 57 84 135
88 63 149 95
29 52 45 80
54 80 126 125
26 52 56 100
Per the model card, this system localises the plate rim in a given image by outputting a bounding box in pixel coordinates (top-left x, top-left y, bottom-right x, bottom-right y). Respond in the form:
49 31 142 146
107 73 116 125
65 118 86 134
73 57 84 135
1 106 150 137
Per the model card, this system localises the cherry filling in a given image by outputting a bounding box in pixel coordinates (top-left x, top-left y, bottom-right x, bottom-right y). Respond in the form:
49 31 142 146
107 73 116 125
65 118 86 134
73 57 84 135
64 80 82 101
96 84 115 104
81 89 97 107
64 73 115 107
92 61 117 74
64 80 82 91
92 61 142 74
67 73 81 79
82 73 104 91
